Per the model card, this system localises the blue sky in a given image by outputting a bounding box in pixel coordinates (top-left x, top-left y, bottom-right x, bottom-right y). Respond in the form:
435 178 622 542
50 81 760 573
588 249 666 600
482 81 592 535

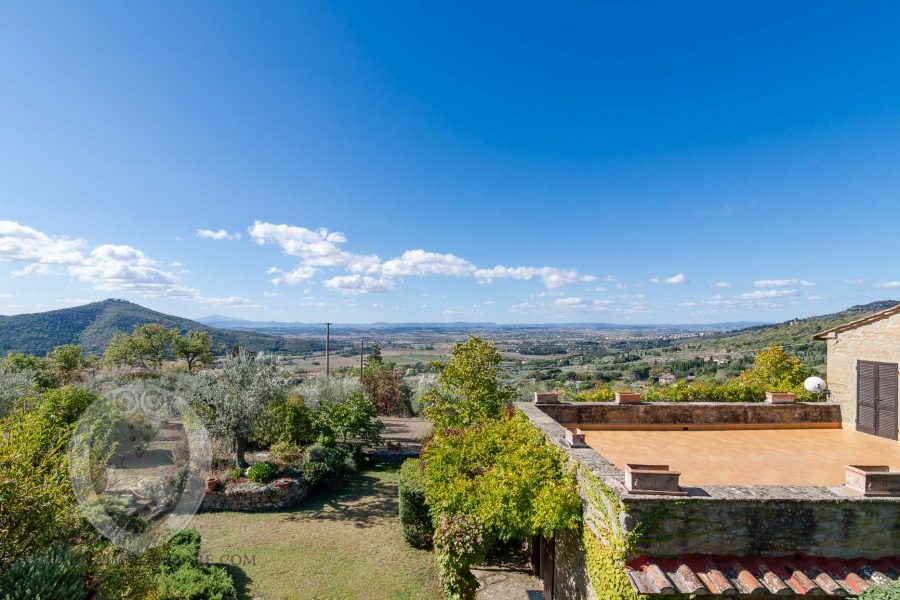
1 1 899 324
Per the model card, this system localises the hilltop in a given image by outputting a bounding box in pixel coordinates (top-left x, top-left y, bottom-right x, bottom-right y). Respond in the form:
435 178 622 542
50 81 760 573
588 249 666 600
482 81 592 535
0 299 324 356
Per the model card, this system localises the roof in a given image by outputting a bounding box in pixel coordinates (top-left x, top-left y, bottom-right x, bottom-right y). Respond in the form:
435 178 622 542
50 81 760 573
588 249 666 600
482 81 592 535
813 303 900 339
626 554 900 596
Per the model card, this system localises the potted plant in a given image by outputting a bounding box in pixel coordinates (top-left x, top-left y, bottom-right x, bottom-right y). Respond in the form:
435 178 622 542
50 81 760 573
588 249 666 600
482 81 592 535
205 477 219 492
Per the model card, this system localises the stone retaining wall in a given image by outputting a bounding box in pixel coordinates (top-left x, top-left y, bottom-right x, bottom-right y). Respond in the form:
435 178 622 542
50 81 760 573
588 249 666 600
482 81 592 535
536 401 842 428
200 478 309 512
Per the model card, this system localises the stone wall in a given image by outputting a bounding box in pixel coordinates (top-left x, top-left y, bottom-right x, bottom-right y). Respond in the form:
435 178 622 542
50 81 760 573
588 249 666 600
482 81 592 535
200 478 308 512
626 494 900 560
823 310 900 431
515 401 900 600
536 401 842 428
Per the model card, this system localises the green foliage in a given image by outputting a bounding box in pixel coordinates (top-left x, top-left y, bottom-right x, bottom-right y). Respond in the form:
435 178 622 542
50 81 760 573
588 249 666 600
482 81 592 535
171 331 215 373
0 386 97 569
157 529 236 600
398 459 434 549
861 581 900 600
253 394 316 448
433 515 485 600
422 336 516 430
574 384 617 402
315 390 383 445
423 412 581 599
270 440 303 462
44 344 90 385
247 461 280 483
641 379 763 402
0 545 87 600
739 344 814 397
302 444 357 489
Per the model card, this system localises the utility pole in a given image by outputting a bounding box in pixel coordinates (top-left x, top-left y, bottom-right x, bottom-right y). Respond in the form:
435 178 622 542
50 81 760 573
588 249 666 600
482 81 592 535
325 322 331 377
359 339 364 382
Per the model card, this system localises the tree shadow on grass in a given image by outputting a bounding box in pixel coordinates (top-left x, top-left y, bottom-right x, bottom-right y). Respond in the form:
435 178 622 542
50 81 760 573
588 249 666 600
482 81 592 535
280 466 400 529
216 563 253 600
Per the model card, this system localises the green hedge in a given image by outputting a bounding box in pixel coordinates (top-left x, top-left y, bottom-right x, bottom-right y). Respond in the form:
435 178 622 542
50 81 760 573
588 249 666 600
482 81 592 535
0 545 87 600
861 581 900 600
398 458 434 549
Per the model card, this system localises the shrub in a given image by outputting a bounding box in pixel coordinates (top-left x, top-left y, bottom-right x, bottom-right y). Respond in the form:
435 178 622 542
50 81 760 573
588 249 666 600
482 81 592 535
157 564 235 600
252 395 316 448
302 444 356 489
247 461 279 483
157 529 236 600
862 582 900 600
270 440 302 462
433 515 485 600
0 545 87 600
399 459 434 549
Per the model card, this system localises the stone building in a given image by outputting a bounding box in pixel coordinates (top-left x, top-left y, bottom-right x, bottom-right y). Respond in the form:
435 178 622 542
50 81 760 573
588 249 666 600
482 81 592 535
813 302 900 441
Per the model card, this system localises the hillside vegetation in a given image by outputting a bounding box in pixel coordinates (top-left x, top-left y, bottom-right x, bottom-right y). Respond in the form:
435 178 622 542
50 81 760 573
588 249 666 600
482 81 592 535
678 300 899 361
0 299 324 356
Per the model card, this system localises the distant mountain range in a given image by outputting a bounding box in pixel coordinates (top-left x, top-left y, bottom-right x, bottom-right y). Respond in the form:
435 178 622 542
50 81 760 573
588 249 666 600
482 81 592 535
0 299 325 356
195 314 767 334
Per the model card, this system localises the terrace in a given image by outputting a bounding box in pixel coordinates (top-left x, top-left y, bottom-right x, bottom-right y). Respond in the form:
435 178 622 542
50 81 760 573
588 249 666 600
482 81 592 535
519 394 900 598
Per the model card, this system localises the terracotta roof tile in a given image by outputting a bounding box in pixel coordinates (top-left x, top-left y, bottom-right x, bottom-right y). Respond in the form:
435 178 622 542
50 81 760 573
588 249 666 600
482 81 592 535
626 555 900 597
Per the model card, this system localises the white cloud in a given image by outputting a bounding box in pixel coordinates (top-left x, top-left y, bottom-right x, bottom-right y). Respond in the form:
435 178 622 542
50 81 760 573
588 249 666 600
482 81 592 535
248 221 372 269
475 265 595 289
0 220 85 266
555 296 587 306
844 278 865 285
806 295 824 301
323 275 395 294
737 289 798 300
299 301 327 307
196 228 241 241
753 279 814 287
873 281 900 289
263 291 283 298
69 244 196 298
198 296 259 308
381 250 475 277
603 275 617 282
267 265 317 285
0 292 12 299
371 302 385 308
663 273 688 285
711 281 731 288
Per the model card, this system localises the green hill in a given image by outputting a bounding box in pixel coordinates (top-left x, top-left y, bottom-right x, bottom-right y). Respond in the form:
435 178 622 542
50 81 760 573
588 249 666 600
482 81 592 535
675 300 899 367
0 299 324 356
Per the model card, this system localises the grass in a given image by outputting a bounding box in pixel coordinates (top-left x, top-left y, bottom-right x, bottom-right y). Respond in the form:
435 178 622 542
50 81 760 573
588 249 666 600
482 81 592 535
190 463 442 600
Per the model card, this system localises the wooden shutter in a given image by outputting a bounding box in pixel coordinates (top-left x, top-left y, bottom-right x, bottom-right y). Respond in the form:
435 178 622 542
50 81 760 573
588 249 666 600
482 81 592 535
876 362 899 441
857 361 877 436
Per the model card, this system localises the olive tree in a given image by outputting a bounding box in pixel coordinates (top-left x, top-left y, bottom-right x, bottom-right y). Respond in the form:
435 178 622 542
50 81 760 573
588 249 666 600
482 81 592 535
182 348 289 468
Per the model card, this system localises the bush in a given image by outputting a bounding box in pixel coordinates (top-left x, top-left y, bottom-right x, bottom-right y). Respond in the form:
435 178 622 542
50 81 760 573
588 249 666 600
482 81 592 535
399 459 434 549
861 581 900 600
157 529 236 600
0 545 87 600
302 444 356 489
247 461 279 483
270 440 302 462
252 395 316 448
157 564 235 600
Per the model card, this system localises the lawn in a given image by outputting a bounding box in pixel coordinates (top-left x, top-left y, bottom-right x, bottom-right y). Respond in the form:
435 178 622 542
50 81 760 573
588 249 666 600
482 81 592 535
191 463 442 600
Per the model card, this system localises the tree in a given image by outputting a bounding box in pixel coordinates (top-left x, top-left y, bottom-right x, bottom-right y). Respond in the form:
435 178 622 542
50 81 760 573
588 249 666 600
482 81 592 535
362 361 412 416
131 324 179 371
315 390 383 445
739 344 811 395
183 348 289 468
45 344 88 385
172 331 214 373
103 324 178 371
422 336 515 431
368 343 383 365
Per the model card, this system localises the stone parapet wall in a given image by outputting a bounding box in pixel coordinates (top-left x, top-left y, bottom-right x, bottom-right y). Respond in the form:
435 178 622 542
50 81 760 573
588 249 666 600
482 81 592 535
200 479 309 512
516 402 900 562
536 401 842 428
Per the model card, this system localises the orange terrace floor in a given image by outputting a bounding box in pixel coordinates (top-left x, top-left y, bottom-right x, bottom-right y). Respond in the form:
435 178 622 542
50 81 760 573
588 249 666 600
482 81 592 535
579 427 900 486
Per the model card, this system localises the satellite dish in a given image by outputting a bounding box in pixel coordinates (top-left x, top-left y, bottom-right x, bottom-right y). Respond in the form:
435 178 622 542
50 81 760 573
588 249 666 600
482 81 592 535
804 376 827 393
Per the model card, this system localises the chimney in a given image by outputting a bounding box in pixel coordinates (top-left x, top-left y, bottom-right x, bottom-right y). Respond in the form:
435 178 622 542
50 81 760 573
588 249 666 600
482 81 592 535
533 392 560 404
